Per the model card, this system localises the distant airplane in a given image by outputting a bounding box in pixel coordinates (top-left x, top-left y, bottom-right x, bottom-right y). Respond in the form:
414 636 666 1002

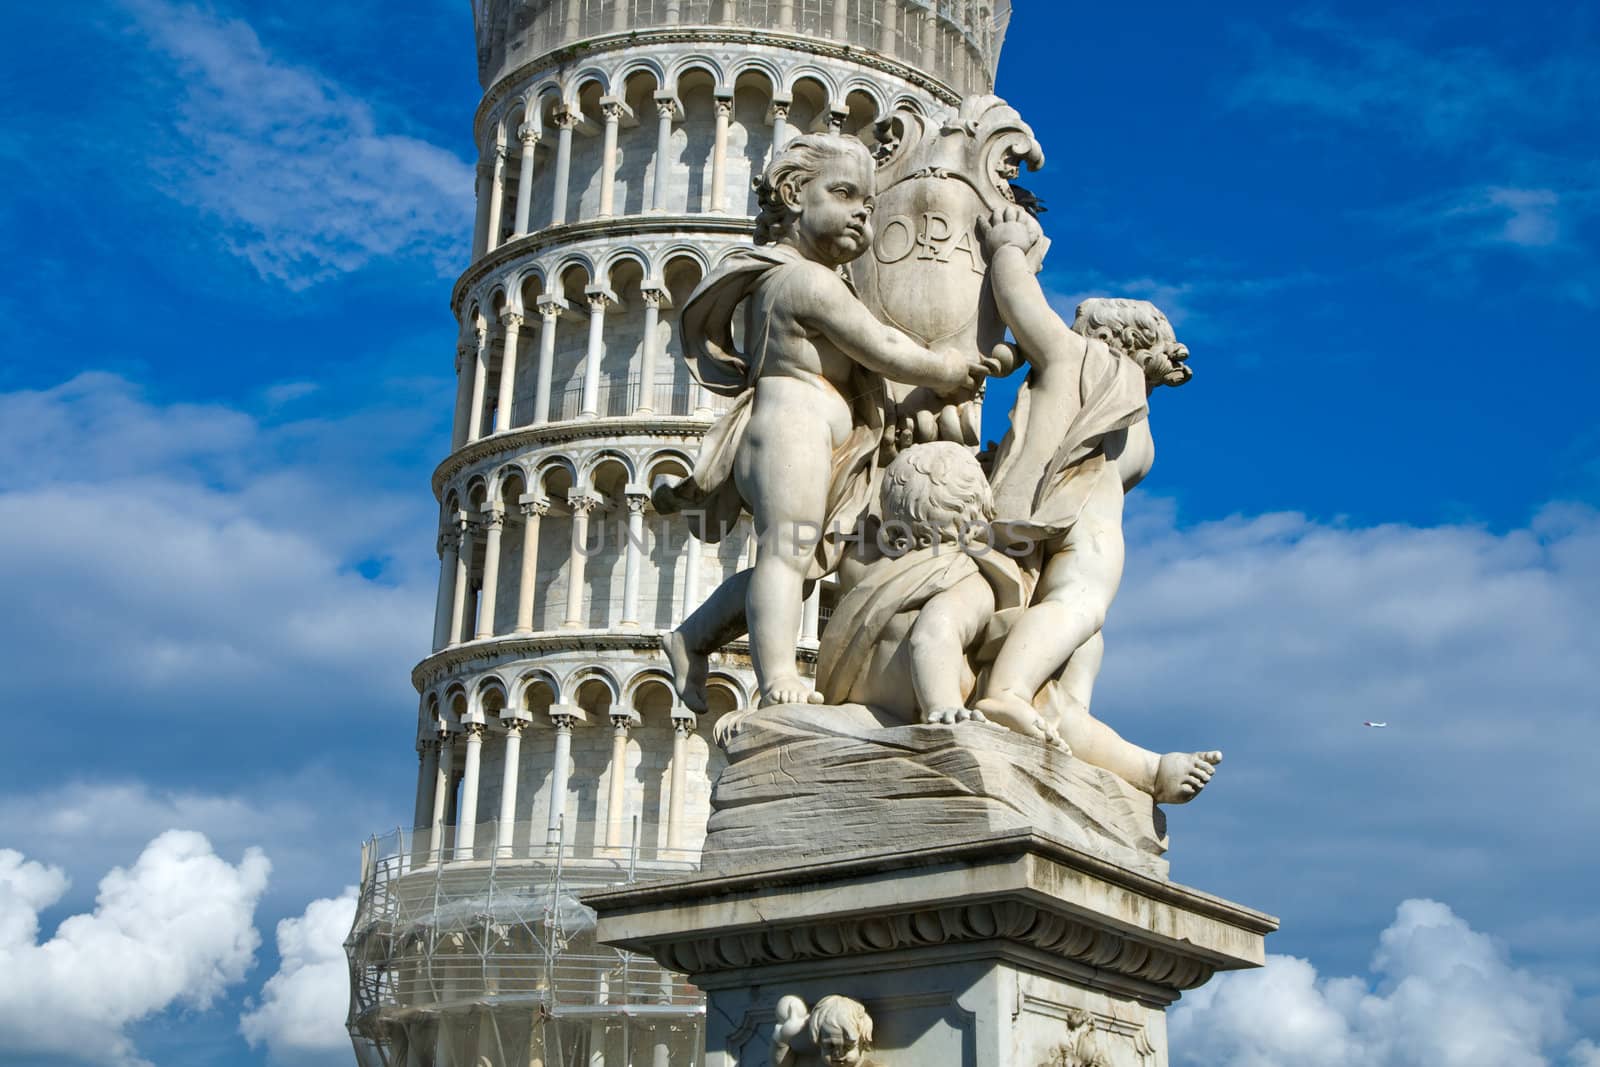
1363 721 1389 728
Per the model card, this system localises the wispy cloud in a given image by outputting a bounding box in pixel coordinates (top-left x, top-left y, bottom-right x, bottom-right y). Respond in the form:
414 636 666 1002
0 372 437 720
124 0 473 288
1228 12 1600 285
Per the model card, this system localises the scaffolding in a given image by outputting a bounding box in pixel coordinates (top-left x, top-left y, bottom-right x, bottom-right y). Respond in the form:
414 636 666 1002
347 818 704 1066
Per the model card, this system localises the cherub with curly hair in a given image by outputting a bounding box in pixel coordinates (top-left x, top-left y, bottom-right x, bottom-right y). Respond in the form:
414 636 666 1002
772 993 875 1067
971 206 1219 805
656 134 991 710
815 441 1025 725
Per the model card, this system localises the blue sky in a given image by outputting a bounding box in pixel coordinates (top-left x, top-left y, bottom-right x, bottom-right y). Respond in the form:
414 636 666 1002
1 2 1597 1065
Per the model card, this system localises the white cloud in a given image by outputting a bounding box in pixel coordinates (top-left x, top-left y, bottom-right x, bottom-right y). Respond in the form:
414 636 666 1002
0 372 434 717
125 0 473 288
1172 899 1593 1066
0 831 269 1066
1100 499 1600 1002
0 779 399 924
241 886 359 1065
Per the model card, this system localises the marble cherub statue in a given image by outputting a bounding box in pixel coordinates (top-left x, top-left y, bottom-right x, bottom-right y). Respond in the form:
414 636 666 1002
656 133 990 710
970 205 1219 804
772 993 875 1067
815 440 1025 724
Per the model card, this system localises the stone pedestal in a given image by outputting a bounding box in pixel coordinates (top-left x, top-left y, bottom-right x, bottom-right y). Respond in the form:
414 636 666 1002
588 706 1275 1065
589 830 1275 1066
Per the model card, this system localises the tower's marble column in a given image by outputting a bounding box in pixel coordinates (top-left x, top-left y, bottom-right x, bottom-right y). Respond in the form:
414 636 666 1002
450 341 473 450
533 296 568 425
471 158 492 260
651 94 680 212
665 708 696 852
432 526 461 652
448 516 476 646
597 98 632 218
580 288 615 417
709 94 733 213
454 717 487 858
636 286 667 414
604 709 641 849
544 705 585 847
428 725 456 860
474 505 505 639
679 531 703 624
563 493 601 628
513 124 539 237
494 311 522 433
514 495 550 633
495 711 532 857
801 582 822 645
550 105 579 226
768 97 792 160
413 736 438 832
484 143 507 252
620 487 648 628
467 320 491 442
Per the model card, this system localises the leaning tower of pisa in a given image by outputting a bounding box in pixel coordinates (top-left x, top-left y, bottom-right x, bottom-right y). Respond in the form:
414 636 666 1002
346 2 1011 1064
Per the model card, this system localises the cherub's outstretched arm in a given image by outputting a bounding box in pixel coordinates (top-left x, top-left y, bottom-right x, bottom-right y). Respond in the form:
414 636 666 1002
976 208 1086 382
796 268 980 393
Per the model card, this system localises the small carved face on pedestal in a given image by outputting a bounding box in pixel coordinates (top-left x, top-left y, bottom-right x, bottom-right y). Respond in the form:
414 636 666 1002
808 995 874 1067
761 135 877 267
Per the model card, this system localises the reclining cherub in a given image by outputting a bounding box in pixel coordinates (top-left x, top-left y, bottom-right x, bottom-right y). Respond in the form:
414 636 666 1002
657 133 989 710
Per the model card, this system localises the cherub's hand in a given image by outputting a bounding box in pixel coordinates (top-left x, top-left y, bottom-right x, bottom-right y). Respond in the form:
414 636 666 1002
976 205 1041 257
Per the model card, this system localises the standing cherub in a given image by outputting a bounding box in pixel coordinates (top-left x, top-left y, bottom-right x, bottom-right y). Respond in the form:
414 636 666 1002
657 134 988 709
971 205 1220 804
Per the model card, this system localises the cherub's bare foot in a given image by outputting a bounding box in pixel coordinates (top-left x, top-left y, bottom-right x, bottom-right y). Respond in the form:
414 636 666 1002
974 691 1070 751
662 629 708 714
1153 750 1222 804
922 705 965 726
760 674 823 707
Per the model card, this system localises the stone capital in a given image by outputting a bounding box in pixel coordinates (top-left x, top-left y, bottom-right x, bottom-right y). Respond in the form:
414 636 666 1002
598 95 636 126
518 493 552 519
553 104 582 131
610 709 642 731
498 309 524 331
536 293 575 321
462 720 488 740
479 505 505 531
583 285 619 313
624 489 650 515
517 122 541 147
713 93 734 118
499 708 534 733
653 92 682 121
567 491 602 516
639 285 671 310
767 95 793 124
548 703 587 730
670 708 698 733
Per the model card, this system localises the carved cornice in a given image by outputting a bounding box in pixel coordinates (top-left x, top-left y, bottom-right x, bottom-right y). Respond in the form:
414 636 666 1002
410 632 805 692
431 416 719 496
588 831 1278 1001
475 28 966 143
452 214 754 313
